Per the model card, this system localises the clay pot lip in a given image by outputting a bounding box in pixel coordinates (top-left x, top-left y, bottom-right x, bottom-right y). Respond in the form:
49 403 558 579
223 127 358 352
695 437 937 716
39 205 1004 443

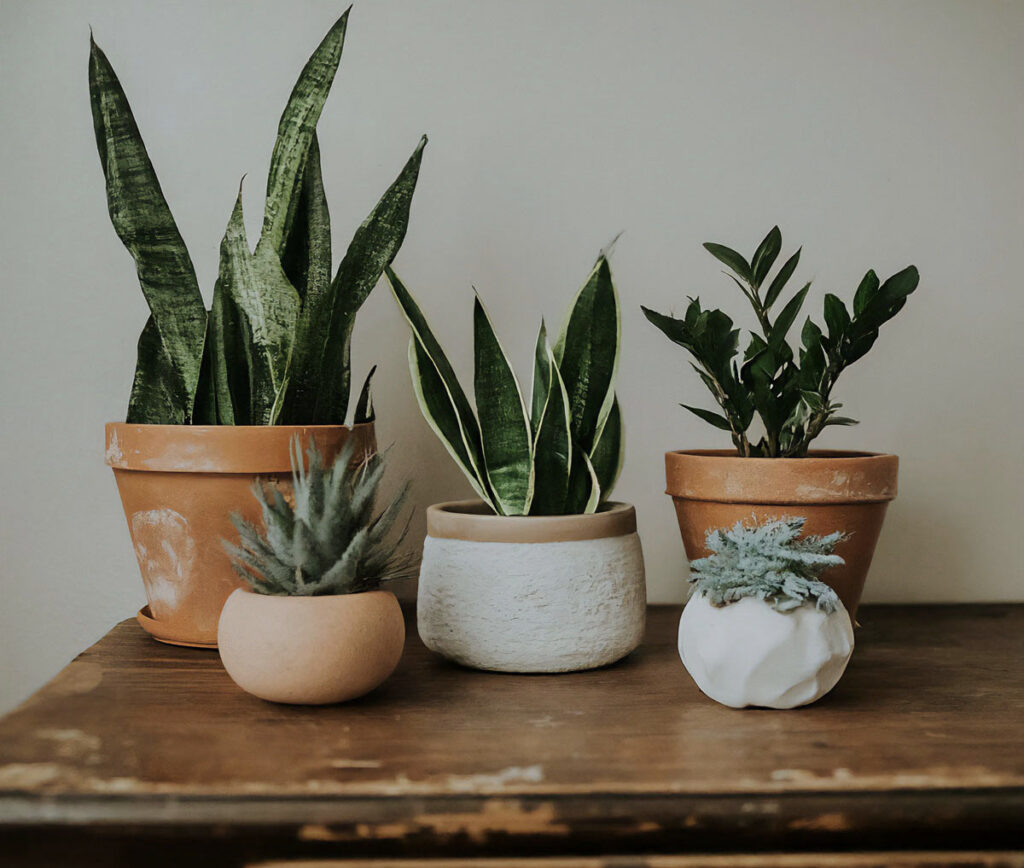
105 421 375 473
224 586 397 608
425 499 637 543
665 448 898 504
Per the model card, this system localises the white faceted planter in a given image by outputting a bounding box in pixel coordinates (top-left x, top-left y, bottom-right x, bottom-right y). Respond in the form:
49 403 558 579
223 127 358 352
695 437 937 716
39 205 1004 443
417 500 646 673
678 592 854 709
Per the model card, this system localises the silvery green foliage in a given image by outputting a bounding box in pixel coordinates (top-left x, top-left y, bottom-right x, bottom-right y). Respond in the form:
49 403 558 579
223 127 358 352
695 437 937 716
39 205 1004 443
223 438 409 596
689 517 845 614
387 254 623 516
89 10 425 425
642 227 918 457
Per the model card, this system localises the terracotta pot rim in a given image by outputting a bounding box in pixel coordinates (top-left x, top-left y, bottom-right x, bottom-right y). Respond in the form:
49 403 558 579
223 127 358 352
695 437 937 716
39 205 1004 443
426 499 637 543
665 448 898 504
105 421 375 473
225 587 396 606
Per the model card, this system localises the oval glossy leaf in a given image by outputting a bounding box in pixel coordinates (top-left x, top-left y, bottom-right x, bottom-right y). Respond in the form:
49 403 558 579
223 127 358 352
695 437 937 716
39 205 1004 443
751 226 782 288
769 282 810 348
703 242 752 282
474 296 533 515
764 247 801 310
681 403 734 432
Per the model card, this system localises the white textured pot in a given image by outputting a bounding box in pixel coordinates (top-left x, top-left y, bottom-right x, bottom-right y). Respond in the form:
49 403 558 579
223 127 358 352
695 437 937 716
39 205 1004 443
678 592 854 709
417 500 646 673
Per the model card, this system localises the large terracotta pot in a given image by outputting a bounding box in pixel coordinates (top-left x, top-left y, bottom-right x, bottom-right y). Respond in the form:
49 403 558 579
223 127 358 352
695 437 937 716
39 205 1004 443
217 588 405 704
105 423 376 648
417 500 646 673
665 450 898 616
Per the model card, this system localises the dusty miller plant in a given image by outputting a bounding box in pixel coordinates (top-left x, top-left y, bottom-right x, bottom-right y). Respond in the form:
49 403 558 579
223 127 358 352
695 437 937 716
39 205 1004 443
642 227 919 457
689 517 845 613
223 437 410 595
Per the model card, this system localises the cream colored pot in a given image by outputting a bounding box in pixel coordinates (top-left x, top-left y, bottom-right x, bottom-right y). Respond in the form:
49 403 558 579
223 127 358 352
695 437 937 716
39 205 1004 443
217 588 404 704
417 501 646 673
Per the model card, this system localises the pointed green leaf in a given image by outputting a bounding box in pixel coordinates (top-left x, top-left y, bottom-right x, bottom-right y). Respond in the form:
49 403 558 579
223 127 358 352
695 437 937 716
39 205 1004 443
388 267 491 502
764 247 801 310
703 242 752 282
208 278 251 424
751 226 782 288
89 36 207 422
353 365 377 424
589 396 623 500
823 293 850 342
261 10 348 256
126 317 186 424
769 282 810 348
553 255 620 454
474 296 533 515
408 337 494 509
529 347 572 516
564 444 602 515
214 189 301 424
681 403 734 431
279 133 332 304
296 136 426 423
853 269 879 317
530 320 551 437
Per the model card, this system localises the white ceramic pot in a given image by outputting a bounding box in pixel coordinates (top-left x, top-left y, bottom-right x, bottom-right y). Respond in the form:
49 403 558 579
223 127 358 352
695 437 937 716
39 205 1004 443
217 588 405 704
678 592 854 709
417 500 646 673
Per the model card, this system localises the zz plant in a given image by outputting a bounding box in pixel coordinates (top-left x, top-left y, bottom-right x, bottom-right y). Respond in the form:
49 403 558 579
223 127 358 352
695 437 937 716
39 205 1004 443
89 10 425 426
387 255 623 516
642 227 918 457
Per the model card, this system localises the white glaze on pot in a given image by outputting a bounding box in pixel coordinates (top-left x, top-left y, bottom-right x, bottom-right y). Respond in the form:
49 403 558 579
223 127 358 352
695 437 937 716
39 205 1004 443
418 533 646 673
678 592 854 709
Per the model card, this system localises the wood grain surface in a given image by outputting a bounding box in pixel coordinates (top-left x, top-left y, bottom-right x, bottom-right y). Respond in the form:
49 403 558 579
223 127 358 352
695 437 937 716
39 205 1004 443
1 605 1022 865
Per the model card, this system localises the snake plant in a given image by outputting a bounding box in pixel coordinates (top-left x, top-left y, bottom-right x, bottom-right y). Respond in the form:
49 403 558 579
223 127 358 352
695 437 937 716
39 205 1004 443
224 437 410 595
642 227 918 457
387 255 623 516
89 9 425 426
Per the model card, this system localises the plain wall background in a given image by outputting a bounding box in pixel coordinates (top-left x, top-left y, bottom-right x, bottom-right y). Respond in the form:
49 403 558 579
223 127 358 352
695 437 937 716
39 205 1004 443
2 0 1022 714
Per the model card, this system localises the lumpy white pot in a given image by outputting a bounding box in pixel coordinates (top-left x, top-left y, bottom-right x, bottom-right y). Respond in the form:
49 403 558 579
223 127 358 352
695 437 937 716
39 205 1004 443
678 592 854 709
417 501 646 673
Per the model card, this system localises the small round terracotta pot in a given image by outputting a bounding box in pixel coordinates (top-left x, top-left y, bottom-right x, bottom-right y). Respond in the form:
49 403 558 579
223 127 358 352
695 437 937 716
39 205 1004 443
665 450 898 616
217 589 405 704
105 423 376 648
417 500 646 673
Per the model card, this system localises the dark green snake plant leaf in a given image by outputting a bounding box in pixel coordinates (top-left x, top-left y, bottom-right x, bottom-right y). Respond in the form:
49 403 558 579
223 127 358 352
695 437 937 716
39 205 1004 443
260 10 348 258
473 296 533 514
214 189 301 425
530 320 551 439
553 255 620 454
564 443 601 515
353 365 377 424
89 35 207 423
389 267 493 506
288 136 427 424
529 344 574 515
589 395 623 499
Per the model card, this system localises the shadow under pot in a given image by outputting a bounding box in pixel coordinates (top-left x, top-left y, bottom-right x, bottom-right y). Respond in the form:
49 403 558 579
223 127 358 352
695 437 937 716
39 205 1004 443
665 450 898 617
417 501 646 673
105 422 376 648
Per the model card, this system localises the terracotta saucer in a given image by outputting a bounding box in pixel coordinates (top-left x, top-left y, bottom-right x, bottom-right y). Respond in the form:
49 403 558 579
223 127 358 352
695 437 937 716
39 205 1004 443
136 606 218 650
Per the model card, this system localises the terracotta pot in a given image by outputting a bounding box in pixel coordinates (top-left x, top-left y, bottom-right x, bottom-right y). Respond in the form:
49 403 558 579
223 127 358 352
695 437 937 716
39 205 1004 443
417 500 646 673
105 423 376 648
217 589 405 704
665 450 898 616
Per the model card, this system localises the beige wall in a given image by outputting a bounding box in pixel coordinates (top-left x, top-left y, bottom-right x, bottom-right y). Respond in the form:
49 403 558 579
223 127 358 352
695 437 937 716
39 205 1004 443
1 0 1022 713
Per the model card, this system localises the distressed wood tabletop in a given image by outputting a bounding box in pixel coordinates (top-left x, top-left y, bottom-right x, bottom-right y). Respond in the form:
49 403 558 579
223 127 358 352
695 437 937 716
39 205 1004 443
0 605 1022 866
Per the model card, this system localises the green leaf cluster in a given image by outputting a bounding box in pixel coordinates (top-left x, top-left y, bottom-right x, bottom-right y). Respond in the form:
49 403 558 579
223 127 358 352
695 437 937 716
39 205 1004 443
642 227 919 456
387 255 623 516
689 517 845 614
223 437 410 595
89 10 425 425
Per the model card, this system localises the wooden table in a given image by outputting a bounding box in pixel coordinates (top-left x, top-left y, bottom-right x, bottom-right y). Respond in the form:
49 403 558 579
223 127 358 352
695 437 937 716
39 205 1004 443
1 605 1022 867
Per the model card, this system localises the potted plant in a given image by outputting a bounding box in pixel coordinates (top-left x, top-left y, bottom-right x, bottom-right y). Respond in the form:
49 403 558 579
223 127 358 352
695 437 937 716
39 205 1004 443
387 254 646 673
94 9 426 646
678 517 854 709
218 438 409 704
642 227 918 615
